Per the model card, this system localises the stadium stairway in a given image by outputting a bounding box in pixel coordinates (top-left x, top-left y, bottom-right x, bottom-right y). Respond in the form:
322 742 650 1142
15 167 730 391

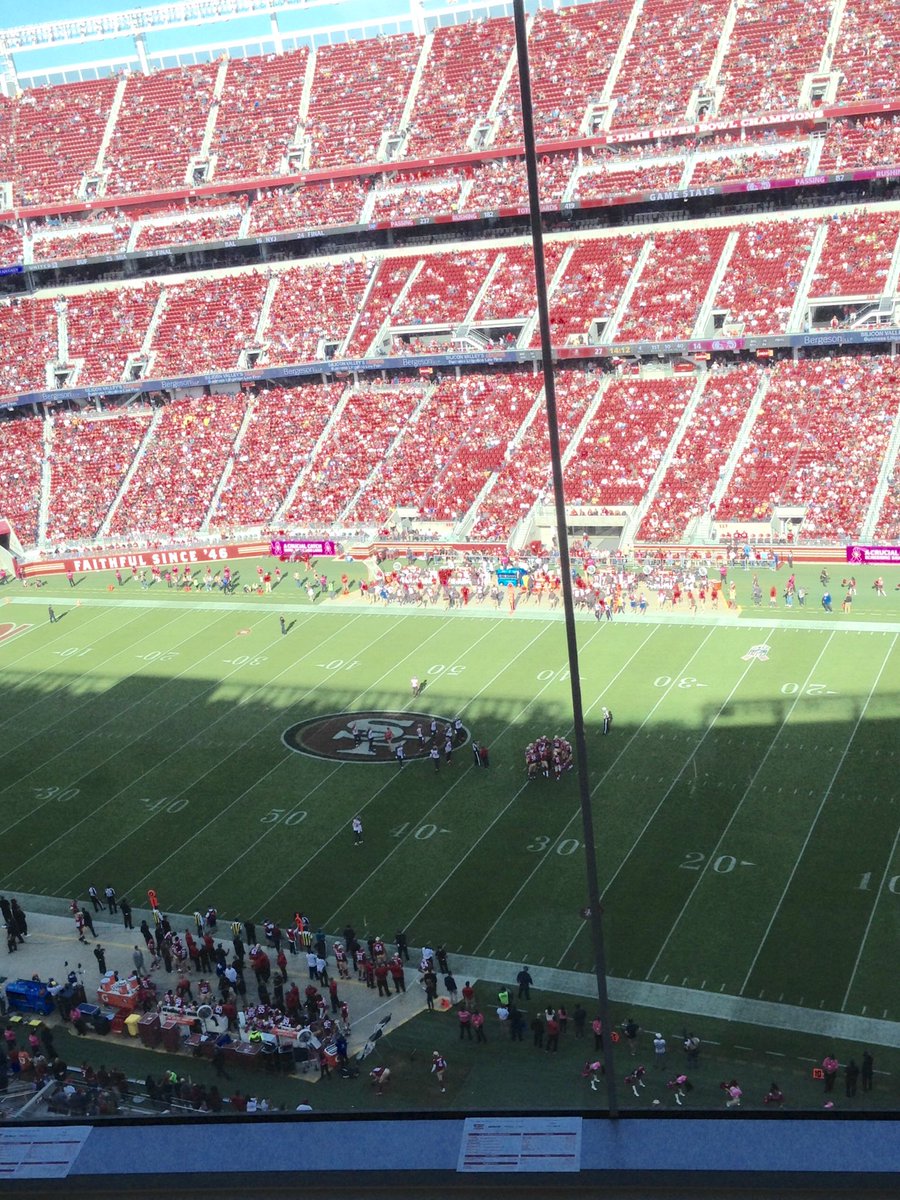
96 408 164 540
390 29 434 161
788 220 828 330
601 239 652 344
476 16 525 151
599 0 645 107
198 57 230 166
695 371 773 540
91 74 128 190
37 418 52 546
692 230 740 339
621 372 711 545
859 406 900 542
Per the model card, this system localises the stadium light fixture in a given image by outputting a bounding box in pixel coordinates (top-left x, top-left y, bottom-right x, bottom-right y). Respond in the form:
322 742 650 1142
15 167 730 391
512 0 618 1117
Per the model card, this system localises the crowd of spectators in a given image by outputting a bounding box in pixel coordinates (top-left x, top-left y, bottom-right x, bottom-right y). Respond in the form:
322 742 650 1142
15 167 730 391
713 217 818 335
402 17 515 160
0 77 117 207
212 48 309 182
615 228 731 342
564 377 695 507
494 2 632 145
0 5 897 225
820 114 900 173
4 344 898 549
302 34 420 170
638 364 759 541
810 209 900 297
688 145 810 188
212 383 342 530
830 0 899 103
717 356 899 541
610 0 730 130
46 411 153 544
715 0 832 118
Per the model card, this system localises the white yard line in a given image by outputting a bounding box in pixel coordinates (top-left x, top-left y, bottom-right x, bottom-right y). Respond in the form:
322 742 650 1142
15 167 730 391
65 610 430 897
3 610 358 885
646 632 835 979
841 820 900 1012
0 606 284 836
172 617 510 911
550 627 761 968
411 622 669 956
321 619 609 926
739 633 898 996
0 607 189 747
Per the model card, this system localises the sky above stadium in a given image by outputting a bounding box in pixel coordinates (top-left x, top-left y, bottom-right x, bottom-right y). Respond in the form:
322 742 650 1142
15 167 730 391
0 0 414 73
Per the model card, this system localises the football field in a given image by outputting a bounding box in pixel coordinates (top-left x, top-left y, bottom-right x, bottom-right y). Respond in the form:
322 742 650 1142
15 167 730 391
1 563 898 1035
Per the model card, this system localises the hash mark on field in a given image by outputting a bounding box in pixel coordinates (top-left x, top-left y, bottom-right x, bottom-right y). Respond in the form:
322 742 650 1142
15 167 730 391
734 1045 752 1051
538 956 544 965
700 980 706 989
766 1051 786 1057
662 974 669 984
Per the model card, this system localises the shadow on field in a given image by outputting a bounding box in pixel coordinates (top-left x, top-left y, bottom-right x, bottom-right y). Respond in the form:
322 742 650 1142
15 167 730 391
0 660 897 1030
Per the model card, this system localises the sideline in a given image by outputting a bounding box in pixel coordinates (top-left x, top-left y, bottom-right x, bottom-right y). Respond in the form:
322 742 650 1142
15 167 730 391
8 893 899 1050
7 592 900 634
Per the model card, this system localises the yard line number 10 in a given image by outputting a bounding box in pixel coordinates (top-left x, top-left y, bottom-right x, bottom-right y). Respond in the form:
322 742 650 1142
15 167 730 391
857 873 900 894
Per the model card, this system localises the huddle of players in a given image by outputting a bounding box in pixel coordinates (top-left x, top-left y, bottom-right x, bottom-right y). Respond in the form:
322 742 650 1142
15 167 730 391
420 718 466 768
525 735 573 781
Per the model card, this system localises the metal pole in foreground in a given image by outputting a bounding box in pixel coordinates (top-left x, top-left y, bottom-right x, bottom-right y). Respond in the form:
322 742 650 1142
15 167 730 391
511 0 618 1116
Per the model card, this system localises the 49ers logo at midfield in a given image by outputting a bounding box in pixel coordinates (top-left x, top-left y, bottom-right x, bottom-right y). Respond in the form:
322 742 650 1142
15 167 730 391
283 711 469 763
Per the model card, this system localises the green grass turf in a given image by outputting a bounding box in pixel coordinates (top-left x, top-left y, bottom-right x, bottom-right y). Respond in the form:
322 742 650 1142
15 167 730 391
1 560 899 1033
